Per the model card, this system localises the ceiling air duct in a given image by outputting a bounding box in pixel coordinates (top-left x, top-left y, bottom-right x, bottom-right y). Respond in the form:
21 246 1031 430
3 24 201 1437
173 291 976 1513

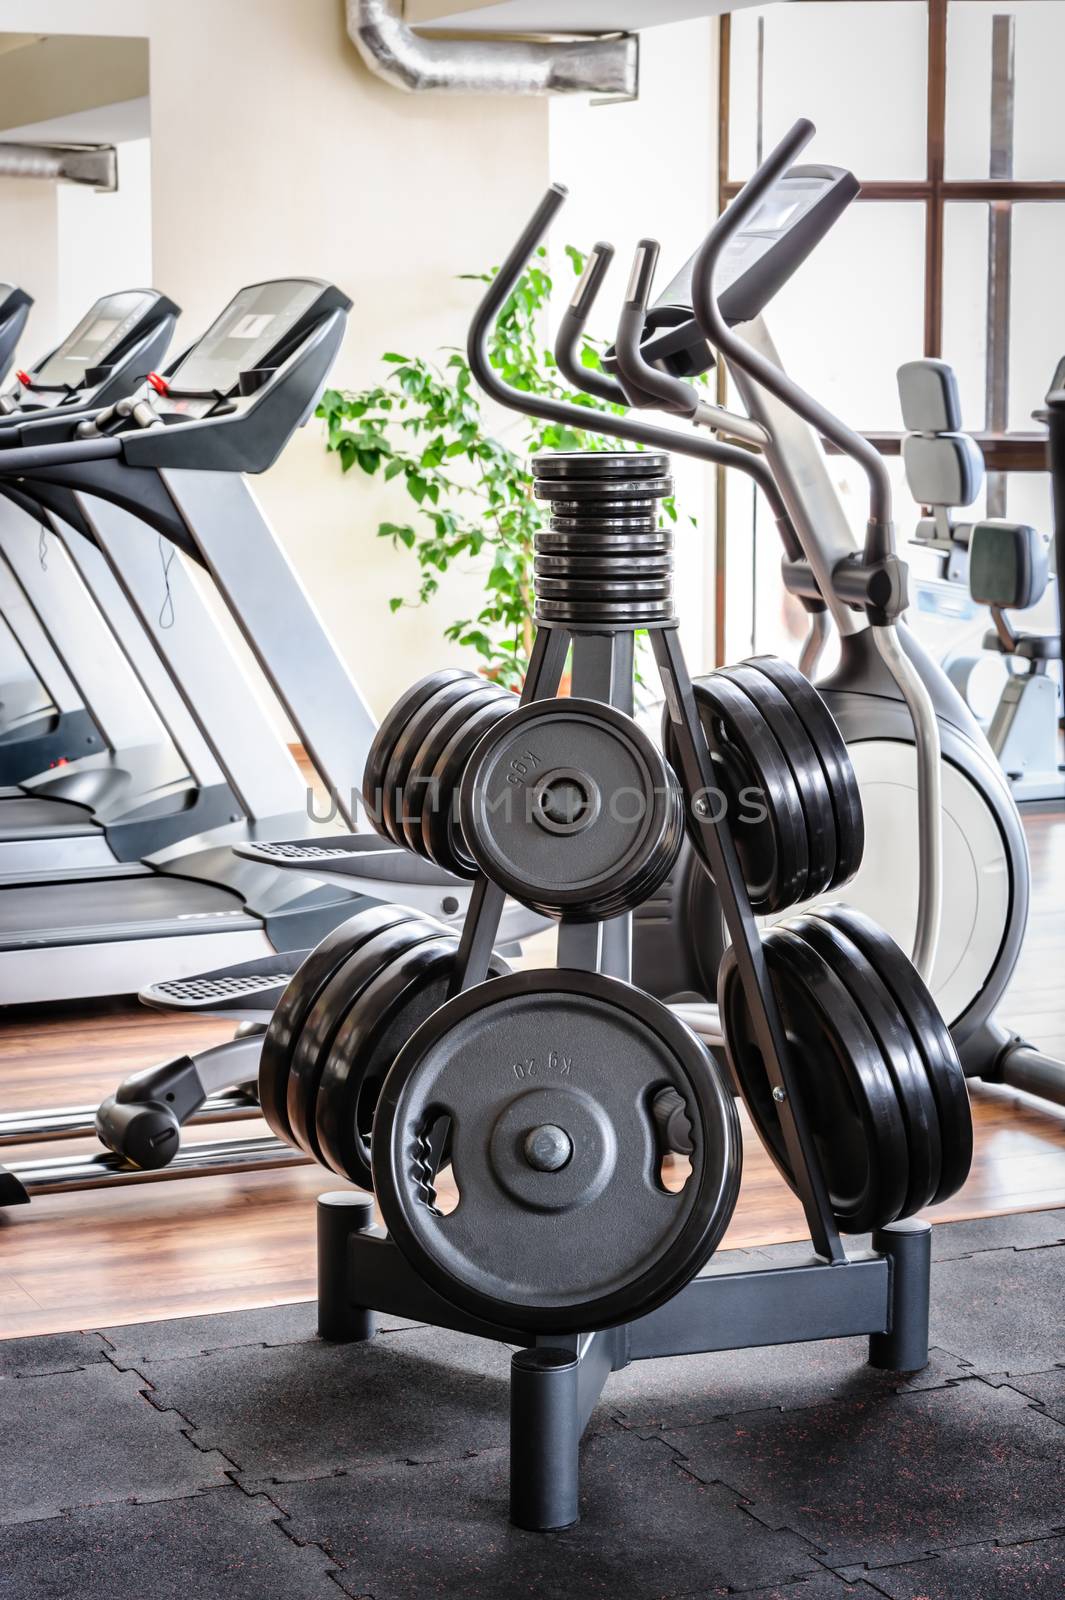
346 0 638 97
0 142 117 192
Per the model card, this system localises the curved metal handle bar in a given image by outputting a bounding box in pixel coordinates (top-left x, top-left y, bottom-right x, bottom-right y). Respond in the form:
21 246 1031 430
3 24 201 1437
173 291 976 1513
555 240 633 407
615 240 699 418
0 435 123 475
467 185 798 522
689 117 894 549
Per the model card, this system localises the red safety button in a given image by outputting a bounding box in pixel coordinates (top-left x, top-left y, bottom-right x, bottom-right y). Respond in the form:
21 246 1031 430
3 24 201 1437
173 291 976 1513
15 369 30 387
146 371 169 395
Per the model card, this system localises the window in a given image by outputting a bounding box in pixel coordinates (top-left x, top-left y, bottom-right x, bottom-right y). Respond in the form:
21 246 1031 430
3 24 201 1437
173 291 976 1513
718 0 1065 662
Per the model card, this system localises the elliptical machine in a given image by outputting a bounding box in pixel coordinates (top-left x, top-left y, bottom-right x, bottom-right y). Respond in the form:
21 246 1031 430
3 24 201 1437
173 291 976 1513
556 119 1063 1112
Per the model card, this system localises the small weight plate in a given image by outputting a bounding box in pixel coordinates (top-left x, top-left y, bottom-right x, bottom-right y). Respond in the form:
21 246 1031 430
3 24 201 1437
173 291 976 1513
381 675 486 847
315 934 510 1187
421 694 521 875
373 968 741 1333
286 918 446 1159
538 525 671 546
534 555 673 577
535 578 673 601
258 903 423 1146
539 513 662 533
536 599 674 623
400 681 514 857
533 450 671 480
664 674 809 914
747 656 864 887
461 698 684 920
813 905 972 1202
718 924 910 1232
790 912 943 1215
362 669 472 832
536 478 674 503
719 665 838 900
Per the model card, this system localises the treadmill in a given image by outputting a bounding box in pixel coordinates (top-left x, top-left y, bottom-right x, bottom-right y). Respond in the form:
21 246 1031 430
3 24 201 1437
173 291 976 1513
0 290 249 868
0 277 478 1004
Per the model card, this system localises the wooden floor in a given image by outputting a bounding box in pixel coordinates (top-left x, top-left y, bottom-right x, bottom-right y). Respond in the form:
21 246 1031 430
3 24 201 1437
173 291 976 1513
1 812 1063 1339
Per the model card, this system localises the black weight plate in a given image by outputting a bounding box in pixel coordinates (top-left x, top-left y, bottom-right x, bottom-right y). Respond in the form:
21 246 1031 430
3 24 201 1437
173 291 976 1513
664 674 809 914
790 913 943 1216
258 903 423 1146
747 655 864 887
461 698 684 920
814 905 972 1202
540 513 661 532
718 925 910 1232
315 936 511 1187
535 577 673 600
362 669 472 831
536 599 674 622
421 693 520 875
373 968 741 1333
720 665 838 900
536 478 673 503
380 675 486 848
533 450 671 480
534 555 673 576
400 681 514 857
286 918 446 1160
534 531 668 550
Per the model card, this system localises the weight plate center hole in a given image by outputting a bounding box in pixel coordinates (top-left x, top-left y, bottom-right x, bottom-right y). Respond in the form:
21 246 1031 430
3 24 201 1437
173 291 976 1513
532 768 601 836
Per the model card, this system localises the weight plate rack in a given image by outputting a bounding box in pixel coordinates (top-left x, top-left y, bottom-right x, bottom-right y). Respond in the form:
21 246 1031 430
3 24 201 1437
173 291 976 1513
315 450 967 1531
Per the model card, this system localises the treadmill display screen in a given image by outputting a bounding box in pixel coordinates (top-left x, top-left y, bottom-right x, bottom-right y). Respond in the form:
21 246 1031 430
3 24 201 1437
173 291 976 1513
171 280 322 394
34 292 156 387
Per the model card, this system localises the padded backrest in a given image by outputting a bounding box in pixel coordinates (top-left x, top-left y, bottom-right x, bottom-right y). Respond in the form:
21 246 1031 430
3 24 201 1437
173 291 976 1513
902 431 985 509
898 358 963 432
968 520 1049 610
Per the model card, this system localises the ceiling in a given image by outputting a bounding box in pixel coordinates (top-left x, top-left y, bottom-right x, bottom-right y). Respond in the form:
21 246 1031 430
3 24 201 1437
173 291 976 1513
407 0 769 30
0 34 148 137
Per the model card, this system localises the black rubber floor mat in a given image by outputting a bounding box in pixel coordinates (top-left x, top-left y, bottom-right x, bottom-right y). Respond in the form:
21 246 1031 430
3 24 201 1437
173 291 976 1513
1 1208 1062 1599
0 1485 348 1600
665 1378 1065 1568
268 1436 822 1600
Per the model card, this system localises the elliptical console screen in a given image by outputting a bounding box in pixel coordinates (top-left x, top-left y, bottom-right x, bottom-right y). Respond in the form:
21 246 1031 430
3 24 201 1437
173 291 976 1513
170 281 322 394
34 291 157 387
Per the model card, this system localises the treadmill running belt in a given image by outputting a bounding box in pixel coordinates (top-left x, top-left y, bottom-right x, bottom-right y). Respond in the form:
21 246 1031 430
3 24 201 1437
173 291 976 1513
0 795 99 841
0 874 255 949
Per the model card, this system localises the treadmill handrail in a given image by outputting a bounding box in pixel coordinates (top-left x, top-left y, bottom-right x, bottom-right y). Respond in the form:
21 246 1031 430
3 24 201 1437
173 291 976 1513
0 436 123 473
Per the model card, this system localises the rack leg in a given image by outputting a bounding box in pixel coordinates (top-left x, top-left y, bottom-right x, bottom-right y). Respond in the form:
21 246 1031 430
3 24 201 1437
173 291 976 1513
510 1347 581 1530
317 1190 377 1343
868 1218 931 1373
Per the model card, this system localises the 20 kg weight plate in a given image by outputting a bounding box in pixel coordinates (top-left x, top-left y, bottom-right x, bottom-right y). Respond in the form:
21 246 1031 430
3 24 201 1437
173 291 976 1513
461 698 684 920
747 656 864 887
314 934 510 1188
286 917 447 1159
813 905 972 1201
664 673 809 914
363 669 470 833
373 969 742 1333
258 903 424 1146
791 911 943 1215
718 922 910 1232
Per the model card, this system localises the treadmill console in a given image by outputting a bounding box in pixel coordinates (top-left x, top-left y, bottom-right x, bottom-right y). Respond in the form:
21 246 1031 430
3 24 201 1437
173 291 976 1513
605 164 860 380
0 288 179 416
0 283 32 388
112 277 352 475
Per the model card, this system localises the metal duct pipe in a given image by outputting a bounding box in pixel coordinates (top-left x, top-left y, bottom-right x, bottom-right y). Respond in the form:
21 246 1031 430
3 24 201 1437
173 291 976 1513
0 143 117 192
346 0 638 97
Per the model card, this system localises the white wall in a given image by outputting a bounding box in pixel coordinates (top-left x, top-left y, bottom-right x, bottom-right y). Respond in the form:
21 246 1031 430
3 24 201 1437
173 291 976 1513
548 16 719 671
0 0 551 721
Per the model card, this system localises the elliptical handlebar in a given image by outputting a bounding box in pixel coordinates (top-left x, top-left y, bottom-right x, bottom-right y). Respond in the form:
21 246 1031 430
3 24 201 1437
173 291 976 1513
555 240 635 407
466 184 803 537
688 118 897 574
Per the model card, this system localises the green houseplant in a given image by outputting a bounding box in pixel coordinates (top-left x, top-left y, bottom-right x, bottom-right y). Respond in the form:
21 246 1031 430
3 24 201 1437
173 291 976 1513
316 248 685 688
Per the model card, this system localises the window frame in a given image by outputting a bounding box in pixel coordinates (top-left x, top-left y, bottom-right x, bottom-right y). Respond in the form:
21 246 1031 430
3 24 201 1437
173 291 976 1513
714 0 1065 661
